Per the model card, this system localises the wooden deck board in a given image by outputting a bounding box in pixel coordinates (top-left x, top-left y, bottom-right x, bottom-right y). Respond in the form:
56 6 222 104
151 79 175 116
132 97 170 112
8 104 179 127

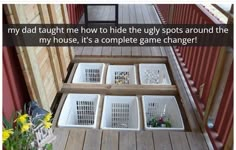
170 132 190 150
131 47 142 56
53 4 208 150
153 131 172 150
82 47 93 56
119 131 136 150
75 4 163 57
136 131 154 150
112 47 122 56
101 131 119 150
52 128 70 150
65 129 85 150
83 130 102 150
92 47 102 56
122 47 132 56
102 47 112 56
186 132 208 150
52 129 208 150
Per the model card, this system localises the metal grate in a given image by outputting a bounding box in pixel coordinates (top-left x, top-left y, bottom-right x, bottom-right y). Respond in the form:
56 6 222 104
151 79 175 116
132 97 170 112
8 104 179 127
114 71 130 84
111 103 130 128
85 69 100 82
76 101 95 125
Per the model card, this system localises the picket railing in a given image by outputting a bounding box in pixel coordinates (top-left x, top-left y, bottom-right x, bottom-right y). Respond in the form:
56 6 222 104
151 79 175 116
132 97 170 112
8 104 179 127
155 4 233 150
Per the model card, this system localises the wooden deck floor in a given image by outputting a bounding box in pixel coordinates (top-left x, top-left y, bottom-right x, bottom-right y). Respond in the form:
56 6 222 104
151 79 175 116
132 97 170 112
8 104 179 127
52 128 208 150
74 4 166 57
52 4 210 150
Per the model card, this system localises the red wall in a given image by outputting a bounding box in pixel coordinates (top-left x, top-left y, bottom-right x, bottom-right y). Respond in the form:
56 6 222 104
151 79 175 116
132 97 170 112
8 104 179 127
66 4 84 24
3 12 30 120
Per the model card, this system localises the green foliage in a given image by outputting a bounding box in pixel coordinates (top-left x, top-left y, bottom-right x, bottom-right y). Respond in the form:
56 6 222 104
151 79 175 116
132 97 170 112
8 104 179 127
3 110 53 150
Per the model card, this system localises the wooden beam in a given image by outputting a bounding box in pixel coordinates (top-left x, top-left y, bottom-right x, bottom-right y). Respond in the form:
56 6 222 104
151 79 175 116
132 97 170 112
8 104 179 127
72 56 168 64
52 94 67 128
61 83 178 95
47 4 67 79
66 63 78 83
38 4 63 91
224 126 233 150
61 4 75 60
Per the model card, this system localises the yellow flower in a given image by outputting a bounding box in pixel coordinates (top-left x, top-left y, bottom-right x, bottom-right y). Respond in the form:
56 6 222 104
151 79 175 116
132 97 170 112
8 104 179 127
2 129 13 143
43 121 52 129
15 114 29 124
43 113 52 122
21 123 31 133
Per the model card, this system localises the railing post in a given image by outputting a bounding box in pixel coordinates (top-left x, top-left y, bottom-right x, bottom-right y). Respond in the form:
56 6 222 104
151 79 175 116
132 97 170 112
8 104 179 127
202 47 226 127
224 126 233 150
168 4 174 24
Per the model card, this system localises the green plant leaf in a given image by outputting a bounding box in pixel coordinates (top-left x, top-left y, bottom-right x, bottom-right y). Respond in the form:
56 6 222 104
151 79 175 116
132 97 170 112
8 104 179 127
3 116 11 128
23 103 27 114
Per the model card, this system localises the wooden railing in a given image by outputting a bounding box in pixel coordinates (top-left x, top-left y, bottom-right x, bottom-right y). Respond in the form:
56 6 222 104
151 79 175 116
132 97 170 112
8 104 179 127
155 4 233 150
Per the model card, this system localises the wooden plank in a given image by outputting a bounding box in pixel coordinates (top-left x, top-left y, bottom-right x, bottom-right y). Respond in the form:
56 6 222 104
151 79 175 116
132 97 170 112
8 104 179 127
83 129 102 150
102 47 112 56
119 131 136 150
52 94 67 128
141 4 152 24
82 47 93 56
73 56 168 64
118 4 123 24
66 63 78 83
52 128 70 150
11 5 50 110
62 83 178 95
137 96 144 129
147 4 161 24
75 47 84 55
61 4 74 59
224 126 233 150
92 47 102 56
65 129 86 150
186 132 208 150
135 5 144 24
96 95 104 129
150 47 162 56
153 131 172 150
47 4 67 79
38 5 62 91
101 131 119 150
111 47 122 56
141 47 152 56
122 4 129 23
161 47 167 56
122 46 132 56
136 131 154 150
170 132 190 150
132 47 142 56
129 5 137 24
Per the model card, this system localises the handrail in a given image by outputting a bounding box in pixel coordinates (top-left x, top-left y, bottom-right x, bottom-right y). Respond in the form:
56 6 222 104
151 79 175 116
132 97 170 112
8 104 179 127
155 4 233 150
